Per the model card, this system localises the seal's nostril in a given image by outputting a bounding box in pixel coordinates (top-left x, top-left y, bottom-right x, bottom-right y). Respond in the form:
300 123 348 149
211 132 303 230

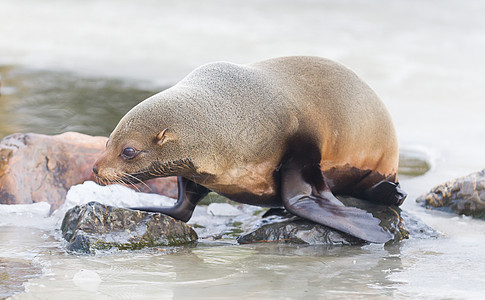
93 165 98 175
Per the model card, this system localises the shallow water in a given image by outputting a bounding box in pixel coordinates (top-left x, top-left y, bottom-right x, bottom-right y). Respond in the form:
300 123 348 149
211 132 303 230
1 0 485 299
0 66 159 137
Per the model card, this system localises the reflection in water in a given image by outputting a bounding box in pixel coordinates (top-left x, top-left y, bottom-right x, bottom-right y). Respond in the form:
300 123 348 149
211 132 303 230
233 243 403 298
0 258 40 299
5 238 403 299
0 257 41 299
0 227 44 299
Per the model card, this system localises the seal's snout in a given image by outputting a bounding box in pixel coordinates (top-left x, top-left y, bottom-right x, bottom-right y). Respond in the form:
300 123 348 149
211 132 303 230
92 165 99 175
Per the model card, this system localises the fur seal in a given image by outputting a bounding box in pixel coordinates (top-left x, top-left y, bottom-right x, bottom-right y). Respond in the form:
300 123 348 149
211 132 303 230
93 56 406 243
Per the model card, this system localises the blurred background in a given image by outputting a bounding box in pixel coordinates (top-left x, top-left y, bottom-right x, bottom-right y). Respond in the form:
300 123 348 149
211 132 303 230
1 1 485 298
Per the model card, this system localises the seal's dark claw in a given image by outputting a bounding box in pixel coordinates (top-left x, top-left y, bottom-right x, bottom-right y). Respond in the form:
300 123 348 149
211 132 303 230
364 181 407 206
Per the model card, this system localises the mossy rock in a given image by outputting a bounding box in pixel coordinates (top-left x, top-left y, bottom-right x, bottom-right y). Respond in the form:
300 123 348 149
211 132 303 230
417 169 485 218
61 201 197 254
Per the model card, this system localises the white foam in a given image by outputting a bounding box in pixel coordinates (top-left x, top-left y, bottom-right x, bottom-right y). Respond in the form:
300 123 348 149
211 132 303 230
72 269 102 292
0 202 51 227
0 202 51 216
50 181 176 223
207 203 243 217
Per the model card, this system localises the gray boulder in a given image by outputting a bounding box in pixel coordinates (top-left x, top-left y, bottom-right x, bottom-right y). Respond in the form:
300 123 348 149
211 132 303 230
61 201 197 253
417 169 485 218
238 196 437 245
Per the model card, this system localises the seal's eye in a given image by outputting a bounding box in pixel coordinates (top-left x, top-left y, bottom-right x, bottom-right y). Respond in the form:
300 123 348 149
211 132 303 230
121 147 137 160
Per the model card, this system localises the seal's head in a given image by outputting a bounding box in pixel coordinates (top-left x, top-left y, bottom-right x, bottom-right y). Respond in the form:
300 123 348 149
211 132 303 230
92 99 197 186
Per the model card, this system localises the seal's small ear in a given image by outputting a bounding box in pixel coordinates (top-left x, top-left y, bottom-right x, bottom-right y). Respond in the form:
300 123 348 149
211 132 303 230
156 128 172 146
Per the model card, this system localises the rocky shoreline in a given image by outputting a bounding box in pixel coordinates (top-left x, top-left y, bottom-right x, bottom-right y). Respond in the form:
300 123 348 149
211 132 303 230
1 132 482 254
60 197 438 253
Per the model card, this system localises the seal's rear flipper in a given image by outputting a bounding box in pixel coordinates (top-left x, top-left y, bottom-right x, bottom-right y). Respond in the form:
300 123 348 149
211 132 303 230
281 160 393 244
261 208 296 218
364 181 407 206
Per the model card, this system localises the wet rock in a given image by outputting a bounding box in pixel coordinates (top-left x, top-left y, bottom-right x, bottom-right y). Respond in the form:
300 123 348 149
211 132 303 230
61 201 197 253
237 217 365 245
0 132 177 212
238 196 436 245
416 169 485 218
399 210 440 239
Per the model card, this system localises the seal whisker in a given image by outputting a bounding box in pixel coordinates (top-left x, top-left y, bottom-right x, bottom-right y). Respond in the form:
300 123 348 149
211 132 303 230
130 182 141 192
122 172 151 192
120 176 138 191
114 178 132 190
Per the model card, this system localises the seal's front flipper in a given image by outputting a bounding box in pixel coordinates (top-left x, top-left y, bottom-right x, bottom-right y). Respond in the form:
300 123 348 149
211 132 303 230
364 181 407 206
130 176 210 222
262 208 292 218
281 160 392 244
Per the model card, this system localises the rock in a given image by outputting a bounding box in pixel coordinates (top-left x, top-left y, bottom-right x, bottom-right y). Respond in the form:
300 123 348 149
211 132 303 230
61 201 197 253
0 132 177 212
238 196 437 245
399 210 440 239
237 217 365 245
416 169 485 218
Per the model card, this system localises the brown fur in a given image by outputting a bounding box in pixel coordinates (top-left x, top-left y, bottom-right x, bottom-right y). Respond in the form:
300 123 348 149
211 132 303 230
94 56 399 206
